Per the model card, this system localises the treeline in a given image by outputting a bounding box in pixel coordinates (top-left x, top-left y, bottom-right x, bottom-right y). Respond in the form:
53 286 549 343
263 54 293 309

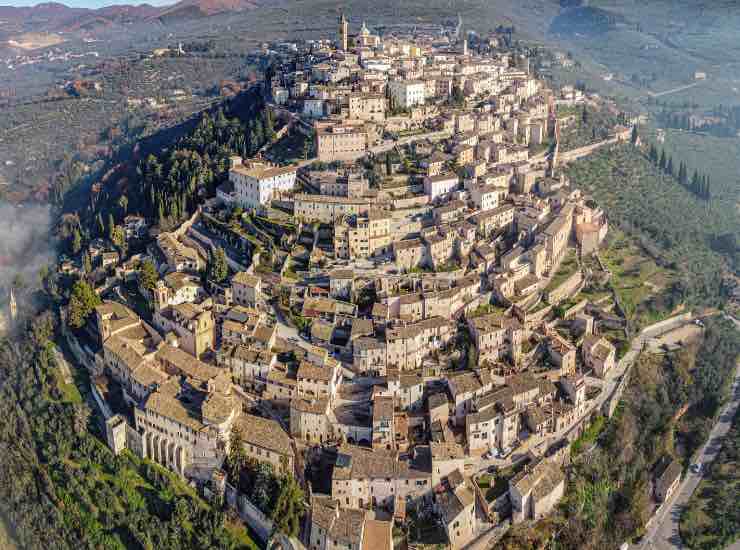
647 143 712 201
564 144 732 308
681 408 740 549
657 104 740 138
132 105 276 231
0 312 256 550
73 88 276 243
224 426 304 538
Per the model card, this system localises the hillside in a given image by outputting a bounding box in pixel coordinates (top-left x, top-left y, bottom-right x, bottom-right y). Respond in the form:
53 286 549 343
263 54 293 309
565 143 736 312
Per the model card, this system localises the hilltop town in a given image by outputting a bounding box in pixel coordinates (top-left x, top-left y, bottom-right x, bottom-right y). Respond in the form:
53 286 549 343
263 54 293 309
55 13 643 550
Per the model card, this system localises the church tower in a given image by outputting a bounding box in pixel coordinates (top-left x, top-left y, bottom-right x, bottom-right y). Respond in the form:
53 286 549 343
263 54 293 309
339 12 349 51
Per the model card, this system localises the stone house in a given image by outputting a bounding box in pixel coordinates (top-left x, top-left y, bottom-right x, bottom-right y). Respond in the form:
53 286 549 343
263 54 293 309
582 335 616 378
509 457 565 523
434 469 477 550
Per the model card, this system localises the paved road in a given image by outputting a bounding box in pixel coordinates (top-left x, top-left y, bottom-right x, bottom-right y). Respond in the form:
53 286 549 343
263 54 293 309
639 361 740 550
646 81 703 98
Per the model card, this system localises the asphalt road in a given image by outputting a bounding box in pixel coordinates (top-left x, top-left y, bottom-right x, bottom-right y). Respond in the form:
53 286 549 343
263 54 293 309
639 361 740 550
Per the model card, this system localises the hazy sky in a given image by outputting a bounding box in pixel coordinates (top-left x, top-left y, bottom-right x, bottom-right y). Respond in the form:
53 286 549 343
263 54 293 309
2 0 173 7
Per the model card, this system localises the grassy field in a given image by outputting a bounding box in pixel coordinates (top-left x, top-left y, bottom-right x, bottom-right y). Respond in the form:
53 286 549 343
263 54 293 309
679 407 740 550
599 229 675 324
566 144 731 314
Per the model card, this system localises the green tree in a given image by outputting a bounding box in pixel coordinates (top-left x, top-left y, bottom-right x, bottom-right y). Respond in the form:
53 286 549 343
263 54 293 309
71 228 82 255
111 225 125 251
138 260 159 292
67 279 102 328
630 124 639 145
263 110 276 142
209 247 229 283
226 425 247 485
251 462 274 513
82 252 92 274
270 476 305 537
107 213 115 240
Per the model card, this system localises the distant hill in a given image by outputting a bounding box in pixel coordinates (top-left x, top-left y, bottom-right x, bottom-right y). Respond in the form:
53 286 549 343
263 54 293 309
0 0 265 34
155 0 260 22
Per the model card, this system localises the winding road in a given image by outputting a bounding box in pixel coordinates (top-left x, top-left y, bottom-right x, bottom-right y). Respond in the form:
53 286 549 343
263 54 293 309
638 307 740 550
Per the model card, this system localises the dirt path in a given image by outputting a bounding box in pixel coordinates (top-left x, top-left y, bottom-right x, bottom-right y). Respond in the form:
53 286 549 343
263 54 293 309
0 515 18 550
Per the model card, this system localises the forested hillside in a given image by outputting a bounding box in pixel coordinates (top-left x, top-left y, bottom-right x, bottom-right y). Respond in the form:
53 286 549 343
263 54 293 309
500 318 740 549
57 87 275 245
564 143 737 312
0 313 257 550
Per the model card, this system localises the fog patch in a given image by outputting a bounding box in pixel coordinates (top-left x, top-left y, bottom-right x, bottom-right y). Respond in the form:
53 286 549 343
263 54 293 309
0 202 54 295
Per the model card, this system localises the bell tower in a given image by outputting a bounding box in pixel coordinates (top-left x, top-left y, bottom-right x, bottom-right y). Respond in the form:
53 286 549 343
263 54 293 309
339 12 349 51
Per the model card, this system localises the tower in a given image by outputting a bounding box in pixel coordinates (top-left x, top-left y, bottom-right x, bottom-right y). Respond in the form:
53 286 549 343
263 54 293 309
8 287 17 323
339 12 349 51
153 280 170 312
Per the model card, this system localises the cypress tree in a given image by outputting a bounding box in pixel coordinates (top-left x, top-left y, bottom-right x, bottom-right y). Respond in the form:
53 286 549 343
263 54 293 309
96 213 105 237
691 170 700 194
666 157 673 177
659 149 667 171
107 213 115 240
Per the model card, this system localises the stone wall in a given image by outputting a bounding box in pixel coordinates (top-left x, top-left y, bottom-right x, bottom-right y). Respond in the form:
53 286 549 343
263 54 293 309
544 270 583 304
223 482 274 543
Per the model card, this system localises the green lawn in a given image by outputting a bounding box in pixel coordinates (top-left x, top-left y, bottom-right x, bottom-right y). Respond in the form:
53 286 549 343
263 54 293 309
599 229 675 323
467 303 508 319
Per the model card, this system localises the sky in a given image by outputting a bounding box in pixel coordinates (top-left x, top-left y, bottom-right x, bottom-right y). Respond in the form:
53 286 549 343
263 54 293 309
1 0 173 7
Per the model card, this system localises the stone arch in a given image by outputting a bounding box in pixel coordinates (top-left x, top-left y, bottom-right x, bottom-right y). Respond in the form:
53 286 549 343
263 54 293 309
152 434 161 463
175 445 184 475
159 437 168 467
145 431 153 459
168 441 177 468
358 438 370 447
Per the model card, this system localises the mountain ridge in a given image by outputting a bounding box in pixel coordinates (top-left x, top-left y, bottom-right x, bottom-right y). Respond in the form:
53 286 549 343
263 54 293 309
0 0 265 33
